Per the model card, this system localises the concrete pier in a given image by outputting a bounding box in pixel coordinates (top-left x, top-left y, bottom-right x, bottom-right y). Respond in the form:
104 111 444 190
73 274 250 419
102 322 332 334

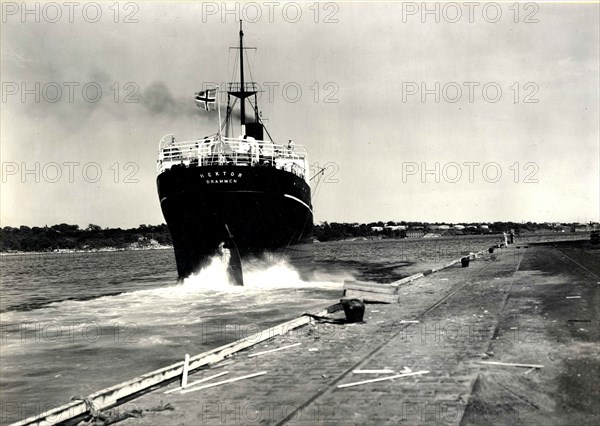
105 239 598 425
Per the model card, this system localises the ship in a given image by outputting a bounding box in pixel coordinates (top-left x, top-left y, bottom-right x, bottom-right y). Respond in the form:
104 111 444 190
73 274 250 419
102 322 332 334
156 22 313 284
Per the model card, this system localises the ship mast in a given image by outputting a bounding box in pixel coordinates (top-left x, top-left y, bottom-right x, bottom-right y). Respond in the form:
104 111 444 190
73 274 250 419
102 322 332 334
239 20 246 136
226 21 261 140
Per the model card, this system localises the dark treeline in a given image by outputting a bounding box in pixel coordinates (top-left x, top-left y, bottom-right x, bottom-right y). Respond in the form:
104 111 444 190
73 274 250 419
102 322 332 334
0 224 172 252
0 221 585 252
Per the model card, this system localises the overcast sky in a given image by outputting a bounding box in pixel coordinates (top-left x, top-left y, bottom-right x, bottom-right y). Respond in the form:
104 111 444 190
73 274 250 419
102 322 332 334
1 1 598 228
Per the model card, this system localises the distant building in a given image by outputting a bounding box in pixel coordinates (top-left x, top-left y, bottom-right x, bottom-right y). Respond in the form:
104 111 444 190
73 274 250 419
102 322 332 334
385 225 406 231
371 226 384 232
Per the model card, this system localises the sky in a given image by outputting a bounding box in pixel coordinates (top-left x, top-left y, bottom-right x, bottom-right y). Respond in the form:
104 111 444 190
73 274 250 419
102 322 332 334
1 1 599 228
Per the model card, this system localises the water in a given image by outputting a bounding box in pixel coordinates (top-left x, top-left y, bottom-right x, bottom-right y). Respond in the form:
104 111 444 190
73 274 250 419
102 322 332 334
0 234 578 424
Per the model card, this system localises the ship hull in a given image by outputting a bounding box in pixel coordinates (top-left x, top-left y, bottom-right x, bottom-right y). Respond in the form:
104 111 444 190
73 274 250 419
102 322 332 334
157 164 313 279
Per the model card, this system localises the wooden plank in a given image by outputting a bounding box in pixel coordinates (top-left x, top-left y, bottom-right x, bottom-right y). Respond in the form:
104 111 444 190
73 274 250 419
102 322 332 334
443 258 462 268
350 247 490 295
343 290 398 304
390 273 424 286
180 371 267 394
164 371 228 394
248 342 302 358
343 281 398 294
338 371 430 388
181 354 190 388
477 361 544 369
12 304 343 426
386 248 486 287
353 369 395 374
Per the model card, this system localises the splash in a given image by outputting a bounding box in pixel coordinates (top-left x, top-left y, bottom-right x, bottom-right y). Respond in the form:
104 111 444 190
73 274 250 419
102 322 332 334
181 251 344 291
1 251 349 328
180 251 238 291
243 257 305 289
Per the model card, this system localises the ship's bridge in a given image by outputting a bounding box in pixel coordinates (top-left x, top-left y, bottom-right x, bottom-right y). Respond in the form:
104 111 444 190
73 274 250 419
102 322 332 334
157 135 310 182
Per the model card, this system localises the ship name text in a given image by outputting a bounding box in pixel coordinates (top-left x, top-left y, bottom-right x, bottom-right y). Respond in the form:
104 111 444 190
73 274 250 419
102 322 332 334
200 171 243 184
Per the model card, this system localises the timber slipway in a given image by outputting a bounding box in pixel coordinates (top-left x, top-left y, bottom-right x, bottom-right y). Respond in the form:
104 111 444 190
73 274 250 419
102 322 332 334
10 237 600 425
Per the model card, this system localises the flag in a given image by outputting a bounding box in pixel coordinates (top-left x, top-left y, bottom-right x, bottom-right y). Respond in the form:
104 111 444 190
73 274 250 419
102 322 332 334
194 89 217 111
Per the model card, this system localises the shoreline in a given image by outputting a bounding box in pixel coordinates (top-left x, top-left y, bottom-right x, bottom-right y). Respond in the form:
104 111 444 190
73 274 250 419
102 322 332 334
0 245 173 257
1 232 591 257
323 231 592 244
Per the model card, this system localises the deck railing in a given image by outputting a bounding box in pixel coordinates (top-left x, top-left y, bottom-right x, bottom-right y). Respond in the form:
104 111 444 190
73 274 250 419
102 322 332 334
157 135 309 180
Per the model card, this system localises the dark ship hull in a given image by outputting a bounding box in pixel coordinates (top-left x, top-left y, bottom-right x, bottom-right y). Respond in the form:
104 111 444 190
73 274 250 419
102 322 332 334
158 23 314 282
158 164 313 279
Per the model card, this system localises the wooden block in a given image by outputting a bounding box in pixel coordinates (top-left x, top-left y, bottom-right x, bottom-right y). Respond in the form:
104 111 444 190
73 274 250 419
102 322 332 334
343 290 399 304
343 281 398 294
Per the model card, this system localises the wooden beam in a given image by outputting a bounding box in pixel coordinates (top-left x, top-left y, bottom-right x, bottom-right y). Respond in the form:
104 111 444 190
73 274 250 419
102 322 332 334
338 371 430 388
164 371 228 394
343 290 398 304
477 361 544 369
390 273 424 286
343 281 399 294
443 258 462 268
181 354 190 388
248 342 302 358
180 371 267 394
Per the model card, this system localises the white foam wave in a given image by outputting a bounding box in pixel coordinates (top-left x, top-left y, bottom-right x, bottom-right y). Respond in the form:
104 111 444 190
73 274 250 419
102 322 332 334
181 251 344 291
1 253 346 329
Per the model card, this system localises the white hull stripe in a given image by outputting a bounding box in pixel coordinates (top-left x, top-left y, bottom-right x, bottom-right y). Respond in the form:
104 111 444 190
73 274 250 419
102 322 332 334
284 194 313 214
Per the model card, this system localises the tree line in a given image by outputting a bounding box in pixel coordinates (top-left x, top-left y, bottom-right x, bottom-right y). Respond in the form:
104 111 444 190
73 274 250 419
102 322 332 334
0 221 577 252
0 224 172 252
